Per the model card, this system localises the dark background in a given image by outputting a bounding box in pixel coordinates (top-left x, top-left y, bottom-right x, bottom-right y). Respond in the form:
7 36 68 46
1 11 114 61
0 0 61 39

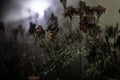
0 0 8 19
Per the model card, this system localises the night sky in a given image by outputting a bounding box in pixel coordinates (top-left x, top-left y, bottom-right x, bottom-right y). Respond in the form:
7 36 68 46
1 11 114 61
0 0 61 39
0 0 7 18
1 0 120 26
0 0 28 21
0 0 64 30
0 0 7 9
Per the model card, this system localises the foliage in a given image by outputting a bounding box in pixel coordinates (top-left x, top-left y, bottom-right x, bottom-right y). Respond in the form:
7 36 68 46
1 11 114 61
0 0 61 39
0 1 120 80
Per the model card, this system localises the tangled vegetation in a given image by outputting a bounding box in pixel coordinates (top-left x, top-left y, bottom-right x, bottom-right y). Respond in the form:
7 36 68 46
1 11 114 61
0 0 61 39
0 1 120 80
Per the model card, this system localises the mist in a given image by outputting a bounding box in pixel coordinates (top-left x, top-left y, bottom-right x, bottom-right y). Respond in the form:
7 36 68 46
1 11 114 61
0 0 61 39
1 0 64 30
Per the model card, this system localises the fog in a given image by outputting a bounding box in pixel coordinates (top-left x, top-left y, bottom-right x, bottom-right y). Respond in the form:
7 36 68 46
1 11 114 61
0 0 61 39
1 0 64 30
1 0 120 30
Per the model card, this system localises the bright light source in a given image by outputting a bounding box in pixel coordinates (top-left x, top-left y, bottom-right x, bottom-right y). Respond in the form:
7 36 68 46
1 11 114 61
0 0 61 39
24 0 50 17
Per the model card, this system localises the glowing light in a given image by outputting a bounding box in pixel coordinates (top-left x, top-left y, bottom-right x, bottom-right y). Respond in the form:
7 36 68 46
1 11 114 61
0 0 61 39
24 0 50 17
